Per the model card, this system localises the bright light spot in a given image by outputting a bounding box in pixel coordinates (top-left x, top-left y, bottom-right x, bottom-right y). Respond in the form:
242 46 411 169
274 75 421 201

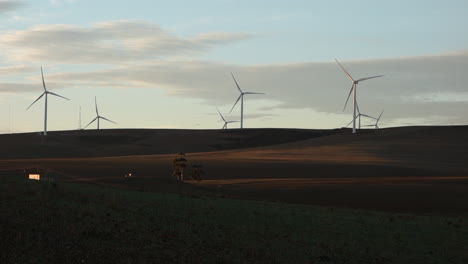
29 174 40 180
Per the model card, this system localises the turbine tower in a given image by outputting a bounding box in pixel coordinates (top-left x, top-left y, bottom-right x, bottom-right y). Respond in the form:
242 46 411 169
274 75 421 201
83 96 116 130
78 105 82 130
217 108 239 129
229 72 265 129
26 67 70 136
335 59 383 134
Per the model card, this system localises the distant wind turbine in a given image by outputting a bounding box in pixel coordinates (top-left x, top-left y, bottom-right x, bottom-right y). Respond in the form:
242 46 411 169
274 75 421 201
364 109 384 129
335 59 383 134
345 102 376 129
216 107 239 129
83 97 116 130
26 67 70 136
229 72 265 129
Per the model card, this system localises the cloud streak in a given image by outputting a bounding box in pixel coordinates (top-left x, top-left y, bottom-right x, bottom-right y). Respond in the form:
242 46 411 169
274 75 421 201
0 20 252 64
0 0 24 13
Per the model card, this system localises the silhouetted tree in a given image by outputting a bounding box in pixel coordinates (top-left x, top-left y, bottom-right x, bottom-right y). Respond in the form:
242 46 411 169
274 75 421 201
189 164 205 181
172 153 187 181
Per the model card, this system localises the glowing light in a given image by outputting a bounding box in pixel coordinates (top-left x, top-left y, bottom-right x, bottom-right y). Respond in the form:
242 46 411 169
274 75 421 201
29 174 40 180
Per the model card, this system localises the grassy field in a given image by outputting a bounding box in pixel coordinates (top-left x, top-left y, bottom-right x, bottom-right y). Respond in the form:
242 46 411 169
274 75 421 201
1 175 467 263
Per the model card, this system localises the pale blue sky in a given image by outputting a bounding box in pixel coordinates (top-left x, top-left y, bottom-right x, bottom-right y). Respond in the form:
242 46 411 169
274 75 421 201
1 0 468 133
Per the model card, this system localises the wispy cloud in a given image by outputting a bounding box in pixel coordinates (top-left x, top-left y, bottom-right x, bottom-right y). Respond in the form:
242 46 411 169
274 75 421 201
0 0 24 13
0 65 36 74
0 20 253 64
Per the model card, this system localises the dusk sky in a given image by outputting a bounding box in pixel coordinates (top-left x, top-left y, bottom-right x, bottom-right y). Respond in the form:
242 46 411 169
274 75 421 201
1 0 468 133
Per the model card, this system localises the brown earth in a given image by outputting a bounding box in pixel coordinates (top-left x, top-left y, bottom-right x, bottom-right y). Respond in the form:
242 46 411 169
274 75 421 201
1 126 468 215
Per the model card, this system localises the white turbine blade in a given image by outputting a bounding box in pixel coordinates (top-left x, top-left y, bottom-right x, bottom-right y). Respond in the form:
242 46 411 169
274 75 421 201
361 114 377 120
48 91 70 101
335 59 354 82
343 83 354 111
229 94 242 113
222 123 226 129
345 113 359 127
216 107 226 122
376 109 384 126
100 116 117 124
244 92 265 95
356 101 361 114
231 72 243 93
83 117 98 129
377 109 384 122
26 93 45 110
357 75 384 82
95 96 99 115
227 121 240 123
362 125 374 127
41 66 47 91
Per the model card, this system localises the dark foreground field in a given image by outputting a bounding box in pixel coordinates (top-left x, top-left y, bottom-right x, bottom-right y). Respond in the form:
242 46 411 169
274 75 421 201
1 126 468 262
1 175 467 263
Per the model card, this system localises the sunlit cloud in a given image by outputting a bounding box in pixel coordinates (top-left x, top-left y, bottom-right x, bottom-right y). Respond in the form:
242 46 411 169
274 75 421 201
0 20 253 64
0 65 36 74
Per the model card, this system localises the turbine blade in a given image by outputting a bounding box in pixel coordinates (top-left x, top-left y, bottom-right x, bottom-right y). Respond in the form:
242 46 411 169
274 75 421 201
26 93 45 110
356 101 361 114
335 59 354 82
48 91 70 101
222 123 226 129
41 66 47 91
361 114 376 119
377 109 384 123
83 117 98 129
100 116 117 124
231 72 243 93
343 83 354 111
345 119 353 128
229 94 242 114
95 96 99 115
227 121 240 123
357 75 384 82
216 107 226 122
244 92 265 95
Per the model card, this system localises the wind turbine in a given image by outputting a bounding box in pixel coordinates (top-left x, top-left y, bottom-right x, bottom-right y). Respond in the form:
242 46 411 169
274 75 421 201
345 102 376 129
26 67 70 136
229 72 265 129
335 59 383 134
364 109 384 129
216 108 239 129
83 96 116 130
